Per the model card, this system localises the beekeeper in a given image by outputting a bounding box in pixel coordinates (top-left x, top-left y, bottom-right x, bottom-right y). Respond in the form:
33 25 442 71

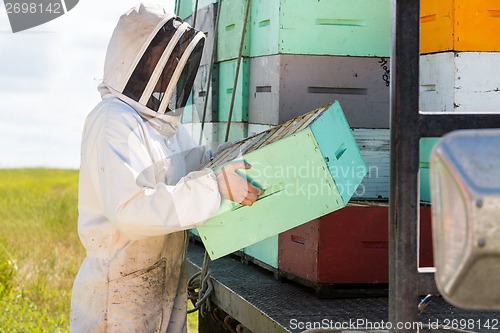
70 3 262 332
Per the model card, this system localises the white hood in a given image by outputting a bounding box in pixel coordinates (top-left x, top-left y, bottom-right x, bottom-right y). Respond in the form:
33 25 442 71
100 2 205 136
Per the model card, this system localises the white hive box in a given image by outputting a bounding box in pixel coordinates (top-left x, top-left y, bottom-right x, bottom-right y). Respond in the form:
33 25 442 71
248 54 391 128
420 52 500 112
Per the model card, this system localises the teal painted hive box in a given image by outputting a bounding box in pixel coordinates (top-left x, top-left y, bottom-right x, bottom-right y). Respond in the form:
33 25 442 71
419 137 440 202
243 235 279 269
175 0 193 19
218 58 249 122
216 0 390 61
196 101 367 259
216 0 251 62
249 0 390 57
175 0 217 19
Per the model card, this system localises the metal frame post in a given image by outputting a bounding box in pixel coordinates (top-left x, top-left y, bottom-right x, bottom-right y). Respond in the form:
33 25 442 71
389 0 423 329
390 0 500 331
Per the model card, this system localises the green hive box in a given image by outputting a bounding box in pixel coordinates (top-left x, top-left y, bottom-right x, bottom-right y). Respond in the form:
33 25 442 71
216 0 390 60
175 0 193 19
218 58 249 122
243 235 279 269
217 0 251 62
249 0 390 57
419 137 440 202
196 101 367 259
175 0 217 19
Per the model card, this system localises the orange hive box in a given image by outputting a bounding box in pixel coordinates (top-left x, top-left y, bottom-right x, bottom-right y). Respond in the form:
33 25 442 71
420 0 500 54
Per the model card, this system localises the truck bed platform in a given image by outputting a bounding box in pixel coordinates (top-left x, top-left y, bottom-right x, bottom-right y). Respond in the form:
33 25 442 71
186 242 500 333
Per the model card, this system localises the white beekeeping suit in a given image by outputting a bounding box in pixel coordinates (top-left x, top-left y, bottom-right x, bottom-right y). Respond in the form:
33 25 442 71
70 3 221 332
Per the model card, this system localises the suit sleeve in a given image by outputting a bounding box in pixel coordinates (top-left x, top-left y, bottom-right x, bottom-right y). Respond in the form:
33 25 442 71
94 106 221 239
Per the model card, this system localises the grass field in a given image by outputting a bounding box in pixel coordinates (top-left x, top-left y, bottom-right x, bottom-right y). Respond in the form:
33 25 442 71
0 169 198 332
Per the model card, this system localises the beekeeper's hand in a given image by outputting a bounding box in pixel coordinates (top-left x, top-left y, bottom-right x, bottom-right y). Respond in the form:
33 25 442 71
216 161 263 206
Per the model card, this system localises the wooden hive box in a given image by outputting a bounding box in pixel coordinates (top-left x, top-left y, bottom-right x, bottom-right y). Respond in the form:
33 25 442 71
243 235 279 270
420 52 500 113
216 0 390 61
191 63 219 123
175 0 193 19
420 0 500 54
175 0 217 19
248 54 391 128
419 137 440 202
278 203 434 296
248 0 390 58
196 101 367 259
216 0 251 62
349 129 437 201
184 3 218 67
240 136 438 270
218 58 249 122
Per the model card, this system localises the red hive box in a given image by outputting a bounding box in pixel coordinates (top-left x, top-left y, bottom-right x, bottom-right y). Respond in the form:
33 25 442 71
278 203 433 294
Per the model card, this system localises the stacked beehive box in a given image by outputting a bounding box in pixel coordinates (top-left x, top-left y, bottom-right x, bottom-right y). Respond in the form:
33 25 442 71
279 204 433 293
237 0 392 270
175 1 435 293
180 1 263 149
175 0 193 20
196 102 367 261
420 0 500 112
178 1 438 201
180 2 218 147
246 0 391 126
175 0 218 20
419 0 500 201
177 0 397 164
180 0 275 149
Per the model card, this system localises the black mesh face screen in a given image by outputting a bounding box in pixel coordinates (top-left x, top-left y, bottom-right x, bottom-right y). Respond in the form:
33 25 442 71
123 18 178 103
122 17 204 114
173 39 204 110
145 26 200 113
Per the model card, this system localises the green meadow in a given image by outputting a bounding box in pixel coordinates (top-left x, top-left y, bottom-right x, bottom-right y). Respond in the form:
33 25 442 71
0 169 197 332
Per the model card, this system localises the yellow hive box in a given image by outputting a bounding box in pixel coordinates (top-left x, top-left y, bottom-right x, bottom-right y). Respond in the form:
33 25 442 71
420 0 500 54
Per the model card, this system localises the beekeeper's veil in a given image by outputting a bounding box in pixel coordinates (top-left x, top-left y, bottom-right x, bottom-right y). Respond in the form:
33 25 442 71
101 3 204 120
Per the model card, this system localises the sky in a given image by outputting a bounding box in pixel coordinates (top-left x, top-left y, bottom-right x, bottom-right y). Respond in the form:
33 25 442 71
0 0 175 169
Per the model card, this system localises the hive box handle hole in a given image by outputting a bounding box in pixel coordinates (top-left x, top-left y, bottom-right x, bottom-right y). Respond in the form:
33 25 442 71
291 235 305 245
335 144 347 160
